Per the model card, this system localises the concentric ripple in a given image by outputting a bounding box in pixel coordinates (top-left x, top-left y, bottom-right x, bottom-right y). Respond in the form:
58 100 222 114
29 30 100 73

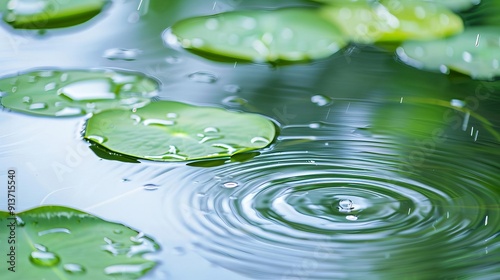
165 144 500 279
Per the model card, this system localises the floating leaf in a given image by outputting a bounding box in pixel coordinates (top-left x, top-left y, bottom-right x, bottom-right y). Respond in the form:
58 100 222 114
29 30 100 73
397 26 500 80
0 206 159 279
84 101 276 161
2 0 108 29
311 0 479 11
166 8 347 63
319 0 463 43
0 69 159 117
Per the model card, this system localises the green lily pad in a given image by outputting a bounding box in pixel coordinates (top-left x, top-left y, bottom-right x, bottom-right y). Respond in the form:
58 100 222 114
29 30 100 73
311 0 479 11
0 206 159 279
84 101 276 161
2 0 108 29
166 8 347 63
319 0 463 43
397 26 500 80
0 69 159 117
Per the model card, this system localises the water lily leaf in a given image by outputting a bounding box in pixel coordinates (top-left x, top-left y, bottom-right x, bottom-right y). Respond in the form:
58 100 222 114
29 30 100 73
2 0 108 29
166 8 346 63
0 69 159 117
311 0 479 11
0 206 159 279
397 26 500 80
319 0 463 43
84 101 276 161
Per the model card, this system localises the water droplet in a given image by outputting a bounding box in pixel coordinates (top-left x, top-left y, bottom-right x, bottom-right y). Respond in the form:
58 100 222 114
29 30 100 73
103 48 141 61
222 182 239 188
311 95 331 106
451 99 466 108
58 79 115 101
165 56 182 64
223 84 241 93
188 71 218 83
205 18 219 30
222 96 247 106
29 103 48 110
338 199 354 211
64 263 86 274
104 263 153 277
143 183 159 191
38 228 71 236
309 123 321 129
462 51 472 63
60 73 69 82
34 244 47 252
114 229 123 234
143 119 175 126
44 82 56 91
250 136 270 144
15 216 25 226
87 135 107 144
22 96 32 104
346 215 358 221
130 114 141 124
55 107 83 116
204 127 219 133
30 251 60 267
166 113 178 118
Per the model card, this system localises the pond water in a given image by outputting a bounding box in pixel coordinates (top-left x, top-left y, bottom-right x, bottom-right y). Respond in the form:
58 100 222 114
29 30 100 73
1 0 499 279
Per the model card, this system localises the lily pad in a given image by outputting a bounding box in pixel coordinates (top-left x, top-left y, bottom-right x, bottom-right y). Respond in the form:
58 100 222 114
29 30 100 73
311 0 479 11
0 68 159 117
319 0 463 43
2 0 108 29
84 101 276 161
0 206 159 279
166 8 346 63
397 26 500 80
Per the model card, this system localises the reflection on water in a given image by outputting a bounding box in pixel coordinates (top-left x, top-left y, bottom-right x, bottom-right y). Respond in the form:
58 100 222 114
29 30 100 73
0 0 499 279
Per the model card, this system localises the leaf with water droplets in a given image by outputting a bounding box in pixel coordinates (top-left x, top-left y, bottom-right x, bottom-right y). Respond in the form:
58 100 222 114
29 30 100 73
84 101 276 161
311 0 479 11
2 0 109 29
397 26 500 80
166 8 346 63
0 206 159 280
319 0 463 43
0 68 159 117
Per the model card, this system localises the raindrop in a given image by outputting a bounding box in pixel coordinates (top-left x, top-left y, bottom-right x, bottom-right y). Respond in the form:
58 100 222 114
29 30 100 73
346 215 358 221
309 122 321 129
44 82 56 91
462 51 472 63
60 73 69 82
58 79 115 101
450 99 466 108
143 119 175 126
130 114 141 124
250 136 270 144
223 84 241 93
87 135 108 144
55 107 84 117
204 127 219 133
38 228 71 236
222 182 239 189
311 95 331 106
338 199 354 211
188 71 218 83
34 244 47 252
29 251 60 267
114 229 123 234
222 96 247 106
103 48 141 61
29 103 48 110
143 184 160 191
22 96 32 104
166 113 178 118
104 264 152 277
63 263 86 274
205 18 219 30
15 216 25 226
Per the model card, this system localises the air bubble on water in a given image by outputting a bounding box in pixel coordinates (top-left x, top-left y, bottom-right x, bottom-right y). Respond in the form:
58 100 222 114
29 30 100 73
64 263 86 274
250 136 270 144
59 79 115 101
165 56 182 64
188 71 218 83
451 99 465 108
103 48 141 61
166 113 178 119
38 228 71 236
338 199 354 212
311 95 332 106
55 107 83 116
87 135 107 144
22 96 32 104
222 182 239 188
29 102 48 110
29 251 60 267
222 96 247 106
130 114 141 124
143 119 175 126
223 84 241 93
204 127 219 133
346 215 358 221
